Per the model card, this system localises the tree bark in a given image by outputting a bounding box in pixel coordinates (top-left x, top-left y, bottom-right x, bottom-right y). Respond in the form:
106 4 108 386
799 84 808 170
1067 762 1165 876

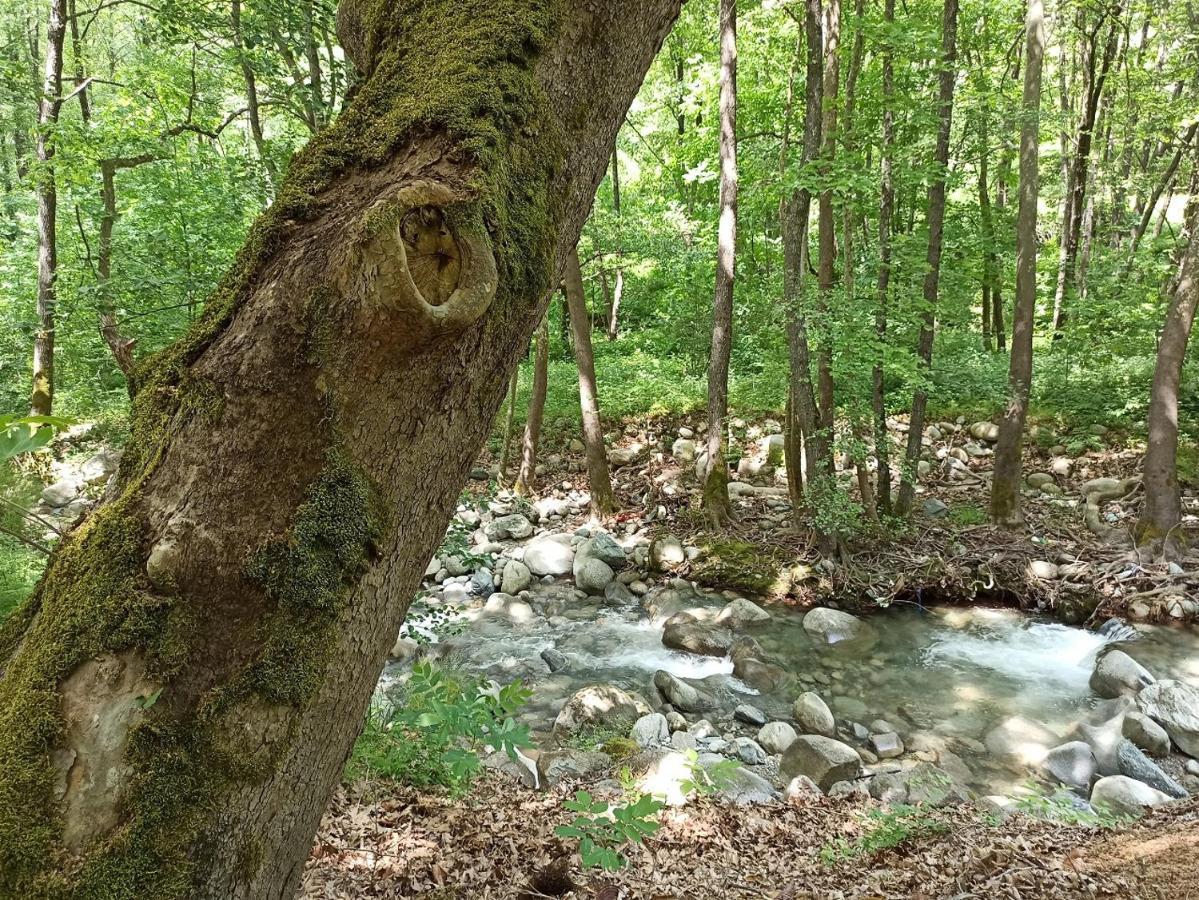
563 246 616 516
815 0 840 442
894 0 959 517
497 367 519 481
704 0 737 528
0 2 680 897
872 0 895 515
782 0 827 523
607 146 624 340
98 157 145 377
232 0 275 184
1136 204 1199 557
31 0 67 415
990 0 1045 529
515 313 551 496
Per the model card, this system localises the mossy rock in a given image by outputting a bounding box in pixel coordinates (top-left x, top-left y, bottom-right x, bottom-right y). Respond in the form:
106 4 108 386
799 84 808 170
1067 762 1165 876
690 539 798 598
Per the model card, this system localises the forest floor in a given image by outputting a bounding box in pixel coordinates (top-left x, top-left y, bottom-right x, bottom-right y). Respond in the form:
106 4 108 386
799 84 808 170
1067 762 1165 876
301 780 1199 898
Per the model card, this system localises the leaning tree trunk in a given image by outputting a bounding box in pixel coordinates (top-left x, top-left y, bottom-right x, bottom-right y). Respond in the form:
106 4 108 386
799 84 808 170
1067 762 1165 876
1135 204 1199 558
990 0 1045 528
894 0 959 518
514 312 551 496
563 245 616 516
0 2 681 898
703 0 737 528
31 0 66 415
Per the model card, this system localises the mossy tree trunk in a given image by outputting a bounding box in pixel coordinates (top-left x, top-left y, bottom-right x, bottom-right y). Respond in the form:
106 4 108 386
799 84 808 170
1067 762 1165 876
991 0 1045 529
0 1 680 897
563 245 616 517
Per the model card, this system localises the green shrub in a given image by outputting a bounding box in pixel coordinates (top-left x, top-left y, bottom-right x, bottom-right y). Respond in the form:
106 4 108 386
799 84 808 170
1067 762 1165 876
555 789 664 871
819 803 949 863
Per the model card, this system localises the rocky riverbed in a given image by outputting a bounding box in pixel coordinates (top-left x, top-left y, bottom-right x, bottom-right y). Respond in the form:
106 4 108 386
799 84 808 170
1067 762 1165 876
376 491 1199 823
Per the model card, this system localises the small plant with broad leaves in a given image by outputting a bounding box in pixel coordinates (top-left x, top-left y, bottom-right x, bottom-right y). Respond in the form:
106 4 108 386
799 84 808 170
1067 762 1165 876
0 415 71 461
555 790 664 871
347 661 531 795
818 803 949 863
679 748 741 797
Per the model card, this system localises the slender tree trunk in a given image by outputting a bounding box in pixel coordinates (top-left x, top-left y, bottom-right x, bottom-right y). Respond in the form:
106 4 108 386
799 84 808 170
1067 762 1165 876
815 0 840 443
1136 205 1199 558
497 367 519 481
515 313 550 496
31 0 66 416
704 0 737 527
0 3 680 896
991 0 1045 528
872 0 895 515
67 0 89 123
894 0 959 517
607 146 624 340
993 153 1009 350
563 246 616 516
1051 4 1122 339
783 0 827 522
97 158 144 377
1126 122 1197 262
232 0 274 183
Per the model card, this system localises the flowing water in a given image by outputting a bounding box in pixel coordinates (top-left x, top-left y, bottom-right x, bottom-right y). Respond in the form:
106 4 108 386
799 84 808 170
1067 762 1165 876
382 582 1199 795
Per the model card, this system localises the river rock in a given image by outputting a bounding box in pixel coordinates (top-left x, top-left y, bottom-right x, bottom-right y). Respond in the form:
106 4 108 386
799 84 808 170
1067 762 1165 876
1090 775 1173 816
630 713 670 748
732 656 789 693
672 438 697 462
733 704 767 727
1043 741 1097 791
79 447 122 484
552 684 651 740
985 716 1058 767
969 421 1000 442
802 608 877 646
486 514 533 541
538 749 611 787
868 772 909 804
1076 714 1130 776
661 615 734 657
40 479 80 508
1116 739 1188 799
758 721 798 755
653 670 711 713
499 559 532 594
670 730 697 751
733 737 767 765
540 647 568 672
868 732 904 760
650 534 686 570
706 755 777 805
1028 560 1060 580
1026 472 1054 489
469 569 496 597
574 556 615 594
582 533 625 569
1122 711 1171 756
793 692 835 737
524 535 575 576
1090 649 1156 698
1136 680 1199 757
715 597 771 628
602 580 636 607
666 711 687 732
781 735 863 792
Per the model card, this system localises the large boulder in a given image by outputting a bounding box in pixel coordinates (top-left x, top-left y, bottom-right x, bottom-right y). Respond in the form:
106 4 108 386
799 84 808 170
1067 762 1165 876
969 421 1000 442
581 533 626 570
1090 775 1173 817
551 684 651 741
537 749 612 787
485 513 534 541
499 559 532 594
801 608 877 647
1116 740 1188 799
1090 649 1155 699
792 692 835 737
1043 741 1097 791
715 597 771 629
780 735 863 792
574 556 615 594
1136 681 1199 757
652 670 712 713
1122 711 1171 756
630 713 670 748
661 615 734 657
523 535 575 576
649 534 687 571
758 721 798 755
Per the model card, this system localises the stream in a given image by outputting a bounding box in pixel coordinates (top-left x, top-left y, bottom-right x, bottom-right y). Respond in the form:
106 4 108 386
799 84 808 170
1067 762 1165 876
380 578 1199 798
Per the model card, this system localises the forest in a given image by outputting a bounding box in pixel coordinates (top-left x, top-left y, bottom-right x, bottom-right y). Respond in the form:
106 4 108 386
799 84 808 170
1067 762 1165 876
0 0 1197 896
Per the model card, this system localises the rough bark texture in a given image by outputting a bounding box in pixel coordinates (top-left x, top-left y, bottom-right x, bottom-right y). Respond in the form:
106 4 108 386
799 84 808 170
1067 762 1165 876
31 0 66 415
1135 205 1199 556
563 246 616 516
515 313 550 496
895 0 959 517
704 0 737 528
782 0 826 518
0 2 680 897
991 0 1045 528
